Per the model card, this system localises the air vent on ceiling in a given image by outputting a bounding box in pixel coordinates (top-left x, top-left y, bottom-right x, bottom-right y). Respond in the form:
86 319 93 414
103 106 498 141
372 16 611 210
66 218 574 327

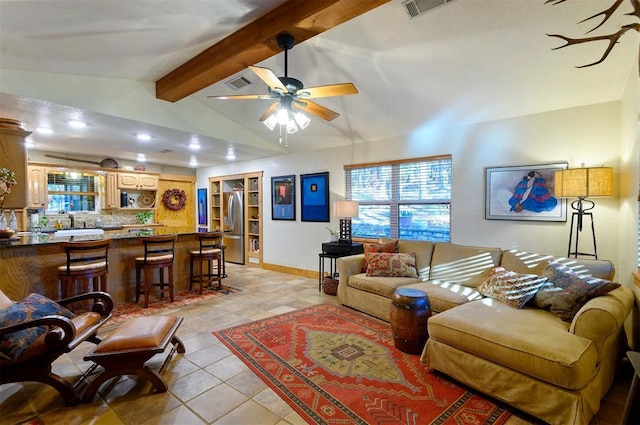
158 149 174 154
402 0 455 18
224 76 252 91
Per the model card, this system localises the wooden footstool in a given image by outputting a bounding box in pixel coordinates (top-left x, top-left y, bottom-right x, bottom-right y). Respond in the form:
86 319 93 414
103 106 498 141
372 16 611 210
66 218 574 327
81 315 185 402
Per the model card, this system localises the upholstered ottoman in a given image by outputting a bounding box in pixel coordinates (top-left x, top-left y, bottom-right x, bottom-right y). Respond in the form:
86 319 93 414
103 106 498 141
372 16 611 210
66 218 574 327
81 315 185 402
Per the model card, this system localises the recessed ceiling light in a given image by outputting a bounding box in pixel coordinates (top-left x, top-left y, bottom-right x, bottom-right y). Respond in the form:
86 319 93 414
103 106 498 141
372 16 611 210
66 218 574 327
225 152 236 160
36 127 54 135
136 133 152 141
68 120 87 128
189 141 201 150
189 156 198 167
137 153 147 162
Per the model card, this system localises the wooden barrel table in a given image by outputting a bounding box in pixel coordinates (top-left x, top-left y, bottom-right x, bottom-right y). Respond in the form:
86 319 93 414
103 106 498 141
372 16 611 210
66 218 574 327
390 288 431 354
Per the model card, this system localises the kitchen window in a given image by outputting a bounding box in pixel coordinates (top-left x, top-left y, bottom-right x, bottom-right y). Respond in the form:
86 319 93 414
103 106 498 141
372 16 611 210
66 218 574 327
345 155 452 241
47 171 100 213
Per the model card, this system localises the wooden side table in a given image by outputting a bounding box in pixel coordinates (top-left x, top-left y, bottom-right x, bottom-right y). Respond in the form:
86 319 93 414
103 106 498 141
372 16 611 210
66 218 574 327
390 288 431 354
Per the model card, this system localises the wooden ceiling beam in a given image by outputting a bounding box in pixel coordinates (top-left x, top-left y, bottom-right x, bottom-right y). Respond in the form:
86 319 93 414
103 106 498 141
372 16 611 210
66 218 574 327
155 0 390 102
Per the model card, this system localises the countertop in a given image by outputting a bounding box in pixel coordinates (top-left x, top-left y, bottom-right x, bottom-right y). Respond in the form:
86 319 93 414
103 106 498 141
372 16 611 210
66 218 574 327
0 227 190 248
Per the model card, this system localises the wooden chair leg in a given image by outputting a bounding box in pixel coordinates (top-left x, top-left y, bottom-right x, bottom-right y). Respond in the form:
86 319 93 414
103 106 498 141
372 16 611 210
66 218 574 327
135 265 141 304
216 255 222 290
144 267 152 308
189 256 194 291
168 264 174 302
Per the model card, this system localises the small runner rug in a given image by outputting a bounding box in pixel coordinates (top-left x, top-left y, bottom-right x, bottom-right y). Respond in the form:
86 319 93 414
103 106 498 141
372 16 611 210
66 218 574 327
213 304 511 425
107 287 230 326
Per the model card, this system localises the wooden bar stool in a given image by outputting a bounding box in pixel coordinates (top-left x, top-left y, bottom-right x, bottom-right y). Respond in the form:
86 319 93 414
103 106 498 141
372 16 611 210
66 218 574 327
189 232 223 294
57 239 112 299
135 234 177 308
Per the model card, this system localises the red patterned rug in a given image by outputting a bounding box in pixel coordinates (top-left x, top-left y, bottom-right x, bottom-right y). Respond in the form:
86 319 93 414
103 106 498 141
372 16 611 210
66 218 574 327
213 304 511 425
107 287 229 326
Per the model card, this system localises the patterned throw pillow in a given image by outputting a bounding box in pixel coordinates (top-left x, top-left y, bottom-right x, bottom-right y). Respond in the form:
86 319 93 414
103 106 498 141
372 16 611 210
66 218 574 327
0 293 74 360
365 252 418 278
361 240 399 273
477 266 547 309
533 262 621 322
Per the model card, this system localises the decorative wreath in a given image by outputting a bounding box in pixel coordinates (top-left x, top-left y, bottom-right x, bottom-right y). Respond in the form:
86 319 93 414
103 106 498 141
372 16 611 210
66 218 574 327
162 188 187 211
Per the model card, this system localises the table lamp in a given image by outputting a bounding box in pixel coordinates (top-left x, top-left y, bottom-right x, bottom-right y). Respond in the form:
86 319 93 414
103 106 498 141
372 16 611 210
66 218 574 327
554 165 613 259
333 201 359 245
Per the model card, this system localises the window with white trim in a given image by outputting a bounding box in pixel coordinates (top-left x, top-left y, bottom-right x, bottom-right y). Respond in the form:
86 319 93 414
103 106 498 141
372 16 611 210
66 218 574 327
345 155 451 241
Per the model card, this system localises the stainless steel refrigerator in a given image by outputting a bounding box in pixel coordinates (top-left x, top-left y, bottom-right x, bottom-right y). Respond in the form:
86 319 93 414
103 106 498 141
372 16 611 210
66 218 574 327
223 190 244 264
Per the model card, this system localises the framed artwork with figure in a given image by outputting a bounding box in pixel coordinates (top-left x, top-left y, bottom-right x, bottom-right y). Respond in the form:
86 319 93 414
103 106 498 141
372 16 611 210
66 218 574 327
272 175 296 220
300 172 330 222
485 162 567 222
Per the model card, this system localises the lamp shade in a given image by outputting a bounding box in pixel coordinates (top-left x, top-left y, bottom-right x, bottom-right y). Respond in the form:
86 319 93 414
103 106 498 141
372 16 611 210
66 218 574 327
554 167 613 198
333 201 359 218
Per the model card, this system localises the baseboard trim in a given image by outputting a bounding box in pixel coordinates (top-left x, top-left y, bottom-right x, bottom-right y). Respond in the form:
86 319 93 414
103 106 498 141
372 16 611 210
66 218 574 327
262 262 318 279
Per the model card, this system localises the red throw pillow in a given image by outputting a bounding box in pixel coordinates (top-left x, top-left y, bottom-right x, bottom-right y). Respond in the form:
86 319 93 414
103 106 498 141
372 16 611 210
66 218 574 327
361 240 399 273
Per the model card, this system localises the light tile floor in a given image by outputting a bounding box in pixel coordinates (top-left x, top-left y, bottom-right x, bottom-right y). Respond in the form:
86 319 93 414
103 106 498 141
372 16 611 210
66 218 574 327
0 264 633 425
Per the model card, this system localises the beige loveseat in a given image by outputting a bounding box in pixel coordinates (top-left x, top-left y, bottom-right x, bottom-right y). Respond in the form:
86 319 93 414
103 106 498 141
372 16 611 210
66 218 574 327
336 239 634 425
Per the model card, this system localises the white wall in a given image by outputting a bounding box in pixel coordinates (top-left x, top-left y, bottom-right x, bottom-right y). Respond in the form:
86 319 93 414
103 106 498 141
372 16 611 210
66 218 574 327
198 100 636 286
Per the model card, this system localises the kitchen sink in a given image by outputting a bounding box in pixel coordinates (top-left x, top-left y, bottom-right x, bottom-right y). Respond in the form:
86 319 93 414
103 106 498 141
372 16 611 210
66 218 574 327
54 228 105 237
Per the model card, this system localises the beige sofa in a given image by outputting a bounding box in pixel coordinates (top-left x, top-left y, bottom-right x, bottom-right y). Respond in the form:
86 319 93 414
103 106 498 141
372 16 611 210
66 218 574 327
336 239 634 425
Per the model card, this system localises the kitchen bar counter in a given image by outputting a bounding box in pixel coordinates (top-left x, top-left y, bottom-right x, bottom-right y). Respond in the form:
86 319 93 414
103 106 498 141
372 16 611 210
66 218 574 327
0 230 201 303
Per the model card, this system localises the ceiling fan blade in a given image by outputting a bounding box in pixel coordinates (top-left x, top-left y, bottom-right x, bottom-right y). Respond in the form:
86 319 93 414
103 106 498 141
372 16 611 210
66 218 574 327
259 102 280 122
294 100 339 121
297 83 358 99
207 93 273 100
249 65 287 93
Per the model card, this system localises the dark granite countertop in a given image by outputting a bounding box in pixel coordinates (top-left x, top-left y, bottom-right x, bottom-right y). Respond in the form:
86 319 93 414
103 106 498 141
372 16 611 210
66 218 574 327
0 229 195 248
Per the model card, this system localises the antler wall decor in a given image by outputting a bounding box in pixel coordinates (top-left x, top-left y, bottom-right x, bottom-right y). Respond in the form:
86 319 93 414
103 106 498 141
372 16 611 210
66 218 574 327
546 0 640 71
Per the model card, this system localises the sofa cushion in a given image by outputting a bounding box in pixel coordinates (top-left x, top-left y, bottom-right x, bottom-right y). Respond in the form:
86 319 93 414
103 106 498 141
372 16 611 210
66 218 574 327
477 266 547 309
380 238 434 279
402 281 483 313
348 273 421 299
501 250 615 280
0 294 74 360
534 262 620 322
361 240 399 272
366 252 418 278
429 243 502 288
427 298 598 390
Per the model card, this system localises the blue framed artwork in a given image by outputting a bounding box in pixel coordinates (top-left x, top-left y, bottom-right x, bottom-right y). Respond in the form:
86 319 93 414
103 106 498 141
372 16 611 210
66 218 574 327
300 172 329 222
197 188 207 226
272 175 296 220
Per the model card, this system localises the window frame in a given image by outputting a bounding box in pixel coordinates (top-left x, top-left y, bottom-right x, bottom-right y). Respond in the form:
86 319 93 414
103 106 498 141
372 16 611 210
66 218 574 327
344 155 452 241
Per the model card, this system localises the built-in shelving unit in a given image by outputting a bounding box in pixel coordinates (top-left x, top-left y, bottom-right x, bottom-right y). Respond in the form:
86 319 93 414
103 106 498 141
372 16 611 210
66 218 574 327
209 171 263 267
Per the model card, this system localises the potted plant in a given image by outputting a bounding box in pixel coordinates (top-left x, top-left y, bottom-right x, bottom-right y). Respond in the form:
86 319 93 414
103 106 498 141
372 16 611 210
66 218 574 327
325 226 339 242
399 210 413 227
136 211 154 224
0 166 17 208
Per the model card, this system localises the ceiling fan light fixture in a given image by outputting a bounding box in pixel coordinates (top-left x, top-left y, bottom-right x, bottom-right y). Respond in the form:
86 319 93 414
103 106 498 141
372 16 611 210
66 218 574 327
286 119 298 134
263 114 278 131
293 112 310 129
276 108 289 125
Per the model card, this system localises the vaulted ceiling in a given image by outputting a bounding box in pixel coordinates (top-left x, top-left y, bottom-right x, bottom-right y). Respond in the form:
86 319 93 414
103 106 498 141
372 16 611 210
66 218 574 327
0 0 637 168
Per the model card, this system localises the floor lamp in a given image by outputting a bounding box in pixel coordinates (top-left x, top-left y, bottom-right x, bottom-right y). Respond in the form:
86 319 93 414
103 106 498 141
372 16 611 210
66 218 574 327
554 166 613 259
333 201 359 245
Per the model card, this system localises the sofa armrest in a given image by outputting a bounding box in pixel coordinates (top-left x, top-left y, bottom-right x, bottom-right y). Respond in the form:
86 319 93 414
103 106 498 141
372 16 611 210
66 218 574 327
337 254 365 284
569 286 633 359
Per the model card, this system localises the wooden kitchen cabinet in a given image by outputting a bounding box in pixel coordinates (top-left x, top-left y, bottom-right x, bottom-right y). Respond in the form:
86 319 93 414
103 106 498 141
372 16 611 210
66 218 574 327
117 172 158 190
103 172 119 209
27 165 47 208
0 125 30 208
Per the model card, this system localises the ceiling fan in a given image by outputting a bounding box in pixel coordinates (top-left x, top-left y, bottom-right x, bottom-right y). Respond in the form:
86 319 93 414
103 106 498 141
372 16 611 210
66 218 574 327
207 33 358 133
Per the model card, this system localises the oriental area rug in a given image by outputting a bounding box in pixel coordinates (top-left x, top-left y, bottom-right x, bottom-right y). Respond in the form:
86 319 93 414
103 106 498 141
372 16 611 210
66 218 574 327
107 287 231 326
213 304 511 425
